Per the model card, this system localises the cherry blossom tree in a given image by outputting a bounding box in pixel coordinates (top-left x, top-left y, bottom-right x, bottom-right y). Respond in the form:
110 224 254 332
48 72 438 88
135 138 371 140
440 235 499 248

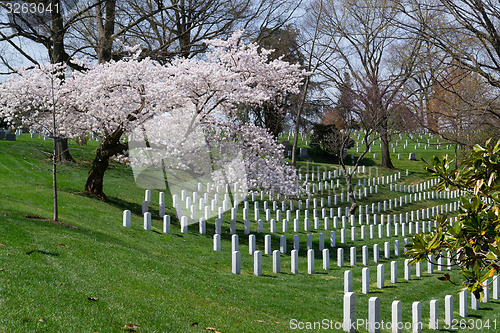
0 32 306 198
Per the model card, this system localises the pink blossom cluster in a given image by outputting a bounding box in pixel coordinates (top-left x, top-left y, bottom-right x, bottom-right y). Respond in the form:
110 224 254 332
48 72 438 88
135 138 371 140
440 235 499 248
0 32 306 196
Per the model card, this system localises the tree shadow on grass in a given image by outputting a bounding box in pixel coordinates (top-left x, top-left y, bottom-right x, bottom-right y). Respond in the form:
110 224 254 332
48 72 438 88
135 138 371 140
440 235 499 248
261 274 278 278
382 285 397 289
21 208 171 259
104 196 144 217
26 250 59 256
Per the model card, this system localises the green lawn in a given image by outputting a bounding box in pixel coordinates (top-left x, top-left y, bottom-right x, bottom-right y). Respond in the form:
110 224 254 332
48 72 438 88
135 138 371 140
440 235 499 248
0 134 498 332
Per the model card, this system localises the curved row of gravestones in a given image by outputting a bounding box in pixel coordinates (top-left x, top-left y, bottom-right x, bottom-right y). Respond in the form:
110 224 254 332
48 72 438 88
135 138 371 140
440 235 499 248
342 276 500 333
134 168 437 224
130 194 459 239
135 173 449 235
1 129 98 141
123 169 460 258
122 197 461 279
219 224 500 333
121 162 486 331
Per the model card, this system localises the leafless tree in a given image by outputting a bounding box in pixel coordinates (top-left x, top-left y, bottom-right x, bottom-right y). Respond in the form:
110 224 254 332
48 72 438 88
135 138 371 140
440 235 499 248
394 0 500 155
312 0 421 169
290 0 335 167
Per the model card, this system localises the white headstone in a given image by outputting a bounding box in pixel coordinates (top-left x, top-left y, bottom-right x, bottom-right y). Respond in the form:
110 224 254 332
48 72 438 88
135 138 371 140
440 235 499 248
273 250 280 273
344 270 353 293
323 248 330 270
213 234 221 251
362 245 369 266
426 300 438 330
412 301 422 333
362 267 370 294
350 247 356 266
392 300 402 333
445 295 453 327
493 275 499 299
307 249 315 274
338 248 344 267
319 232 324 251
254 250 262 276
459 290 467 317
291 249 298 274
416 262 422 277
264 235 271 255
123 210 131 228
368 297 381 333
343 292 357 333
377 264 384 289
249 234 256 255
143 212 151 230
471 293 479 310
404 259 411 280
231 234 239 252
232 251 241 274
391 261 397 284
163 215 170 233
280 234 286 254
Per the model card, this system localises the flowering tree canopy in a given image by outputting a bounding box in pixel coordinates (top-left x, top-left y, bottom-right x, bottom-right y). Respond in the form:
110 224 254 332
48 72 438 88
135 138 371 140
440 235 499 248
0 31 306 198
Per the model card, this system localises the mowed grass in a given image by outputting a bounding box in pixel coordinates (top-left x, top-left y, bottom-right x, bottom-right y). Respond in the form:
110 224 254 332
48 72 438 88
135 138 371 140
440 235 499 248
0 134 499 333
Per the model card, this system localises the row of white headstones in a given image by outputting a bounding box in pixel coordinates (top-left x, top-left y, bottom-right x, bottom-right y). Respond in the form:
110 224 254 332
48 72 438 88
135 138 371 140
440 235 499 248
121 167 483 332
225 224 454 273
224 197 460 278
133 169 450 233
122 166 458 248
342 276 500 333
122 187 461 279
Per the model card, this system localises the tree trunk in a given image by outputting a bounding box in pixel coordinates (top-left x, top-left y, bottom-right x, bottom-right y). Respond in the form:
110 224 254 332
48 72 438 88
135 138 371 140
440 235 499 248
291 77 310 167
75 134 88 146
96 0 117 63
85 147 110 199
51 0 64 63
176 0 192 58
380 129 394 169
345 173 357 216
263 102 285 139
55 137 74 162
84 128 127 198
51 0 74 164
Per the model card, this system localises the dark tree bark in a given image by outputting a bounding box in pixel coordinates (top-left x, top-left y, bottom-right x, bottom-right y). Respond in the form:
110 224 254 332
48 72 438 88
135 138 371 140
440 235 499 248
84 128 127 198
263 102 285 139
50 0 75 163
380 127 394 169
54 137 74 162
85 148 110 199
96 0 117 63
345 173 358 216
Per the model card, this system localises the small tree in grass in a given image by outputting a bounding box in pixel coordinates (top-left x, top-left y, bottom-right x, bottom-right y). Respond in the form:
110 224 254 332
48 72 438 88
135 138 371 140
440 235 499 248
310 123 354 161
0 63 70 221
405 139 500 299
321 73 381 216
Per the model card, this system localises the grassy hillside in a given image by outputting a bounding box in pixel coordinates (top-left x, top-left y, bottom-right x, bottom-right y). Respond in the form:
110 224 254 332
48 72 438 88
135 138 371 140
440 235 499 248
0 134 498 332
